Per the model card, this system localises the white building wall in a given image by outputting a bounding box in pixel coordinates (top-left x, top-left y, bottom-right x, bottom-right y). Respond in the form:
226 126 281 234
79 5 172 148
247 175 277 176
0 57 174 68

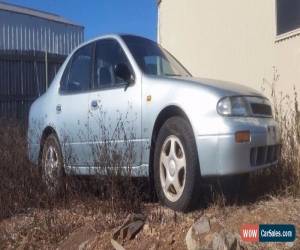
158 0 300 97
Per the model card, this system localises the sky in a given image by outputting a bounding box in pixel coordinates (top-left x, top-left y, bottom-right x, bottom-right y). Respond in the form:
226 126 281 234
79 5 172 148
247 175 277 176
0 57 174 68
4 0 158 41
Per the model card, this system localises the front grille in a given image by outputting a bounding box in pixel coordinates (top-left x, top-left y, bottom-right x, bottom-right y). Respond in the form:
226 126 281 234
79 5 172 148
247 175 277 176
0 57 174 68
250 145 280 167
250 103 272 117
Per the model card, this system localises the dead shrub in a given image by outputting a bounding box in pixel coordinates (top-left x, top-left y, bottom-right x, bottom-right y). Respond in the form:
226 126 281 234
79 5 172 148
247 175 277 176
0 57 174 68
70 108 146 214
0 112 145 220
0 119 49 219
246 68 300 198
260 69 300 196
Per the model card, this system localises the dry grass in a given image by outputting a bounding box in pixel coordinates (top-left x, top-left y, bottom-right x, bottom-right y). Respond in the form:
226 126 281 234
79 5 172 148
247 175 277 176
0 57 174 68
0 196 299 249
0 119 50 219
0 77 300 248
260 68 300 196
0 117 145 219
0 118 147 248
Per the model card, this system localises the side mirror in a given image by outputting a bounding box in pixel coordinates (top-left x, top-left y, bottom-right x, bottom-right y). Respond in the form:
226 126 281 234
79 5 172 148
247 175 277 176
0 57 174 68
114 63 134 85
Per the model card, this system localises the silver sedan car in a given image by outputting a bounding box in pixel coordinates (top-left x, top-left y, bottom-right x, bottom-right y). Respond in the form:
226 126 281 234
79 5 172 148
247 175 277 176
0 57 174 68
28 34 280 211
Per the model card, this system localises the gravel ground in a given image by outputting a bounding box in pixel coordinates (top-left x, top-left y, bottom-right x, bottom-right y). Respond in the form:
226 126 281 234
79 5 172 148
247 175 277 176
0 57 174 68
0 196 299 250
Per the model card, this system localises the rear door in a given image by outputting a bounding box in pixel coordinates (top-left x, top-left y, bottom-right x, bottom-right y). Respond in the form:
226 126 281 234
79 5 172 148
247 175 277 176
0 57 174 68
56 43 94 167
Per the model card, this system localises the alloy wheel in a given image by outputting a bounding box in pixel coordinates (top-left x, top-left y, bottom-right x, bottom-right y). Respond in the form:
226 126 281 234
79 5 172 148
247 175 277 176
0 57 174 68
159 135 187 202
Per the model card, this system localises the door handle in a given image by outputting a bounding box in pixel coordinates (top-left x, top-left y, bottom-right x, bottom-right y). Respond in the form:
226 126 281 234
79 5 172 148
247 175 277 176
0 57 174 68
91 100 98 108
56 104 62 112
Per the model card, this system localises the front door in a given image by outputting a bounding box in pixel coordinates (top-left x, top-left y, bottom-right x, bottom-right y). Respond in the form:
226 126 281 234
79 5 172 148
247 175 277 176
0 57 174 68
88 39 142 173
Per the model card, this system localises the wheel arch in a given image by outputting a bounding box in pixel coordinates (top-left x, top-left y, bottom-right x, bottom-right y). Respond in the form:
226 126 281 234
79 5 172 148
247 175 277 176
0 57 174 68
38 126 59 165
148 105 197 185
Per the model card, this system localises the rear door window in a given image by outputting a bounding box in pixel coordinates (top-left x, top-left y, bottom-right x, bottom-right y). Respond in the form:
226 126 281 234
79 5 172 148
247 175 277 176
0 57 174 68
61 43 93 93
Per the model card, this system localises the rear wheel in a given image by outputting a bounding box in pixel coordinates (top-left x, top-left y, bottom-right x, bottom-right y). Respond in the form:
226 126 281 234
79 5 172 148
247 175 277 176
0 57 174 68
41 134 65 197
154 117 201 212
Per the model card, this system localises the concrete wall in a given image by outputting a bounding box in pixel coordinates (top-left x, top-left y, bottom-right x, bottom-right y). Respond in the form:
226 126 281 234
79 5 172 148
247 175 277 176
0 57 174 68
158 0 300 97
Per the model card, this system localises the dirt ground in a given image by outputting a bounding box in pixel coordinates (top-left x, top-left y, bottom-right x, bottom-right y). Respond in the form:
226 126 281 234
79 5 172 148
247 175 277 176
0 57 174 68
0 196 299 250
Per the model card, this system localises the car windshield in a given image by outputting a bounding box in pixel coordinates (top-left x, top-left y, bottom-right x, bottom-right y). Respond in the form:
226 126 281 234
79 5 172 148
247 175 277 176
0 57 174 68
122 35 191 77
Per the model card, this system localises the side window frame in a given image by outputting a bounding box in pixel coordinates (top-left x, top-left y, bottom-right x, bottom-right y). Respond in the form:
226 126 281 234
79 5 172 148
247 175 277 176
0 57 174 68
92 38 135 91
59 42 95 95
60 56 73 93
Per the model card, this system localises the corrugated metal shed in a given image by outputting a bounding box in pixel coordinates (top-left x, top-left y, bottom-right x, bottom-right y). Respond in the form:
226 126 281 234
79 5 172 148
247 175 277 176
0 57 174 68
0 2 84 55
0 2 84 121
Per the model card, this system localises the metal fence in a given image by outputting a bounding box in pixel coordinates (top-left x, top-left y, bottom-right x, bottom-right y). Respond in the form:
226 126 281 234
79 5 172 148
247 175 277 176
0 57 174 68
0 50 66 121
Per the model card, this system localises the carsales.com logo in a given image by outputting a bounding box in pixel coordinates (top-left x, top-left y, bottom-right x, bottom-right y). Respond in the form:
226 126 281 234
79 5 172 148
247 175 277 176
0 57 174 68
240 224 296 243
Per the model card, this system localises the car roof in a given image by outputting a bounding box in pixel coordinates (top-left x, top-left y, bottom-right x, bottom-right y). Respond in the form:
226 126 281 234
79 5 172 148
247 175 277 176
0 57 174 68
78 34 155 49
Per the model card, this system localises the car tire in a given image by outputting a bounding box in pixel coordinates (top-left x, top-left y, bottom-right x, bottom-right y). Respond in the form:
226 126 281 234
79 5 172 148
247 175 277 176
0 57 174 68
153 116 201 212
41 134 65 197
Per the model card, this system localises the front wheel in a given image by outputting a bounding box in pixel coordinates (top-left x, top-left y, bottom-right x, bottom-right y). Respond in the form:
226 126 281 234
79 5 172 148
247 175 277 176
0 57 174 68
154 117 201 212
41 134 65 197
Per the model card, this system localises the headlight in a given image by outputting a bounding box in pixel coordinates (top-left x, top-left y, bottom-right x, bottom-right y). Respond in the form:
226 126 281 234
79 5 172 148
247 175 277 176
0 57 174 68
217 96 251 116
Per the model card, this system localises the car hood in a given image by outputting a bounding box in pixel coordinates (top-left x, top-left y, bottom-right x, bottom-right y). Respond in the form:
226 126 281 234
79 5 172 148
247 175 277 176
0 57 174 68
166 76 263 97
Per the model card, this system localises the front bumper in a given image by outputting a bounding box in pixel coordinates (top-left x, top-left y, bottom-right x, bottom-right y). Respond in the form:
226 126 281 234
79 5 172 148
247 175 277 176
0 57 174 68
196 120 281 176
